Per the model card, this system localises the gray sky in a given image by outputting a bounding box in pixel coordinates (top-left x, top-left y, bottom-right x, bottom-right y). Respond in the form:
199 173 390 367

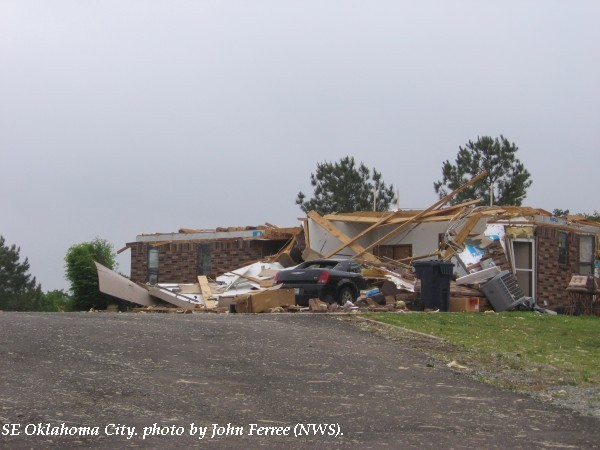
1 1 599 292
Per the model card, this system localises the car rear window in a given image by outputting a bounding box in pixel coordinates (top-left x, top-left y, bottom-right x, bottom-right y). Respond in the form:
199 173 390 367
302 261 340 270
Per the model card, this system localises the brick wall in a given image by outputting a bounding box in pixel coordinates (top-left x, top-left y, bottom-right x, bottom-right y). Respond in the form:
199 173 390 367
130 242 146 283
535 226 580 311
468 228 583 312
129 239 286 284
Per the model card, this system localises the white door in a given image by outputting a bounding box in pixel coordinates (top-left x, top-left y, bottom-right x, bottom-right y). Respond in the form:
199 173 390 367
511 239 535 299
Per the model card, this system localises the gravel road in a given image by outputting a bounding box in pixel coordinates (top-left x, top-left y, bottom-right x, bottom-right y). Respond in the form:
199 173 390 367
1 312 599 449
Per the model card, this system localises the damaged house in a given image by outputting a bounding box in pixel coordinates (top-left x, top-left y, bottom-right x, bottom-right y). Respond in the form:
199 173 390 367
121 225 302 285
96 224 303 312
98 175 598 314
303 205 600 313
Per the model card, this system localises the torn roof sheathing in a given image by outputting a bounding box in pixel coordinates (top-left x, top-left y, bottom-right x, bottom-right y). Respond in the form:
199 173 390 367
95 262 160 307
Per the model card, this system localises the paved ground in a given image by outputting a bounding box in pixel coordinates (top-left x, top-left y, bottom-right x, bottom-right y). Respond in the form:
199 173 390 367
1 312 599 449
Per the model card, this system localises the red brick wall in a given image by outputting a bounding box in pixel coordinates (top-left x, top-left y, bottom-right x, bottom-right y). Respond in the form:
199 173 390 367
471 228 582 312
129 239 283 284
130 242 146 283
535 226 580 311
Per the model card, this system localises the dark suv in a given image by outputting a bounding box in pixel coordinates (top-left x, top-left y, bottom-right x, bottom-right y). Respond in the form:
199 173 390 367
273 259 367 306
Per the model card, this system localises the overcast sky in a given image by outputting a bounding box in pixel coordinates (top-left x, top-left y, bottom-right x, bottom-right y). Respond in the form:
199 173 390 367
1 1 599 292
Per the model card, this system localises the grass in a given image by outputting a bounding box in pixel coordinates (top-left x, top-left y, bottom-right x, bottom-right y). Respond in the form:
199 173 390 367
368 312 600 389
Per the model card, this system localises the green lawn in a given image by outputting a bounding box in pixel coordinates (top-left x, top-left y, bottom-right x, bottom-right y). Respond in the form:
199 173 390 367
369 312 600 388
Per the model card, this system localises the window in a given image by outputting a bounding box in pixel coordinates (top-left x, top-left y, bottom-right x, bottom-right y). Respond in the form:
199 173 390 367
197 243 212 276
305 261 338 269
147 248 159 284
558 232 569 265
348 262 362 274
579 235 594 275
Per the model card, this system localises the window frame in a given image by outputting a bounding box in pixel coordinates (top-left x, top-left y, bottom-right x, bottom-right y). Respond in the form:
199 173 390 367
579 235 595 276
196 242 212 276
558 232 569 266
147 247 159 284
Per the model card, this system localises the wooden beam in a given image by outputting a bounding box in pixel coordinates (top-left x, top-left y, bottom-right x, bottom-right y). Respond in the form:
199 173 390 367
323 211 477 225
116 245 130 254
263 235 296 263
453 213 483 246
323 212 412 223
354 171 487 258
197 276 213 299
442 212 483 260
322 200 482 224
323 210 397 258
308 211 380 262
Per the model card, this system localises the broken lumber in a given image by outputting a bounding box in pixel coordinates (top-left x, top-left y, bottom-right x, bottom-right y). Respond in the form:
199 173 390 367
442 212 484 260
308 211 380 262
354 171 487 258
224 272 274 288
197 276 214 300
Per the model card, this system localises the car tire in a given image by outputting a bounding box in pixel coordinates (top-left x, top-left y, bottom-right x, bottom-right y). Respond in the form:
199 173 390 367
336 285 356 305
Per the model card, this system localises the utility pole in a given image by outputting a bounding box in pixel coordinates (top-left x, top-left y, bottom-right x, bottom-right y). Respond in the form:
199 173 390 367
372 187 377 211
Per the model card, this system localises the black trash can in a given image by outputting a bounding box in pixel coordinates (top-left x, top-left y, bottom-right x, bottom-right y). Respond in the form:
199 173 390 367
413 261 454 311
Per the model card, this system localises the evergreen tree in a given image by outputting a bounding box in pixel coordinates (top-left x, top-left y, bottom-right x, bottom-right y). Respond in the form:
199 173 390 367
552 209 570 217
0 235 43 311
296 156 396 215
434 135 532 206
65 237 116 310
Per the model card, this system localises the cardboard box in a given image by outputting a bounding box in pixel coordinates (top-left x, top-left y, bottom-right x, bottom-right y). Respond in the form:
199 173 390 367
449 297 480 312
234 286 295 313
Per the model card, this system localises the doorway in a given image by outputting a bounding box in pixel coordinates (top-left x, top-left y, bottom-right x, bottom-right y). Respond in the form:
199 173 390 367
510 239 535 298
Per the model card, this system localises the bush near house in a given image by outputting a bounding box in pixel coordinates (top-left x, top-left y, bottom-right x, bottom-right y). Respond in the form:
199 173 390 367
65 237 117 311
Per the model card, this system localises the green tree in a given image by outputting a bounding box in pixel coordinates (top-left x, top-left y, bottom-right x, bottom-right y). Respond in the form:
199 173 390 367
39 289 73 312
552 208 570 217
65 237 116 311
434 135 532 206
296 156 396 215
0 235 43 311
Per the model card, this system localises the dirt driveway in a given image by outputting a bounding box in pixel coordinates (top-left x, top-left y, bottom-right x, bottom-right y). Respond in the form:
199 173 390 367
1 312 599 448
